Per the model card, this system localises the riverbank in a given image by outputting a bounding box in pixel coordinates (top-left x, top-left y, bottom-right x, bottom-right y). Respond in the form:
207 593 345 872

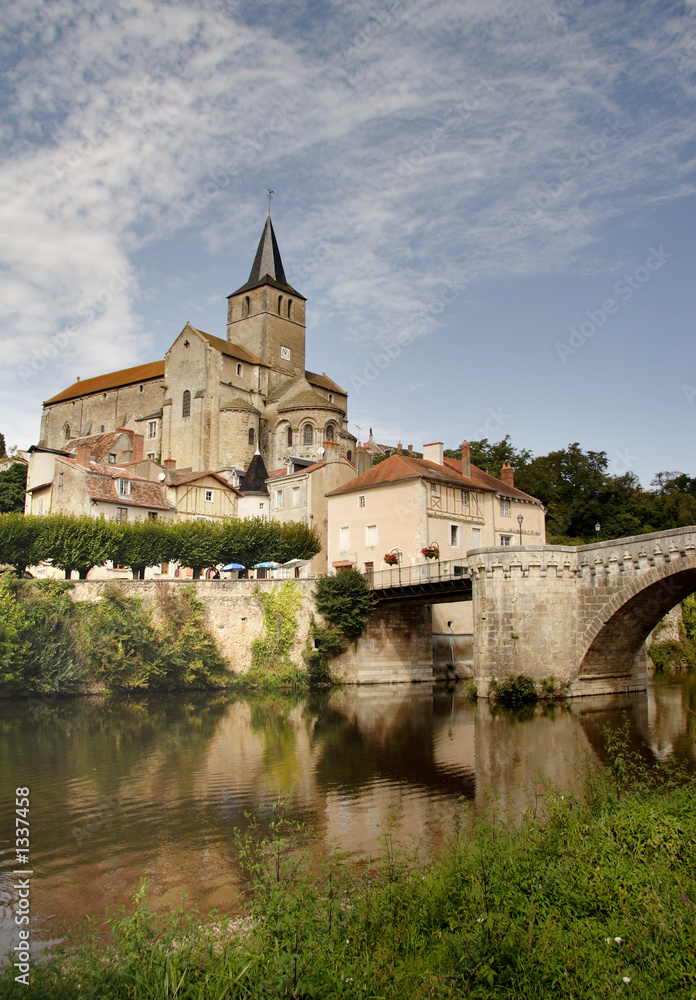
2 742 694 999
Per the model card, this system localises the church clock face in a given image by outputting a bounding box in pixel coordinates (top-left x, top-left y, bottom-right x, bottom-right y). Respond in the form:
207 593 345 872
280 346 291 361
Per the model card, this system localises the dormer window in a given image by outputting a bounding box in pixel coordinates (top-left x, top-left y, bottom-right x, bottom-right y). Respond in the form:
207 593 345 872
118 478 131 496
108 453 116 463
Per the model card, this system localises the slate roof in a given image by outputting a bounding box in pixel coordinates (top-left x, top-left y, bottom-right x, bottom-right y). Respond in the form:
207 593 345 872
229 215 305 299
241 451 270 494
44 361 165 405
267 461 325 480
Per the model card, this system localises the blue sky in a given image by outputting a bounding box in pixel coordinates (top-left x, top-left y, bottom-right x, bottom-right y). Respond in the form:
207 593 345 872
1 0 695 486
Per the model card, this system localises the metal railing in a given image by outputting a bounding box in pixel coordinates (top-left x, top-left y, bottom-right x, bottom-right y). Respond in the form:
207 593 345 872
365 559 470 591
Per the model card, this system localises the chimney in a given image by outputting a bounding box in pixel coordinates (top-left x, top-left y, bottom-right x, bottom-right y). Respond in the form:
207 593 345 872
164 457 176 470
407 444 413 454
461 440 471 478
355 443 372 476
323 440 340 464
75 443 92 467
132 433 144 463
500 461 515 488
423 441 444 466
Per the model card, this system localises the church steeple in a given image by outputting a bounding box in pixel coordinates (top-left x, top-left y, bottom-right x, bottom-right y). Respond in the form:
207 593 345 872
231 213 304 299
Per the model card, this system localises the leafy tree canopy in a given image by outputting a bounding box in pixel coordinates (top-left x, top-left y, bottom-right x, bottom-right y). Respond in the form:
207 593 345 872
0 461 28 514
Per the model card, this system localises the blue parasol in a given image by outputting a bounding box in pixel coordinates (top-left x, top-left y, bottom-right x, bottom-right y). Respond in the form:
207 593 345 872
253 561 281 569
221 562 246 571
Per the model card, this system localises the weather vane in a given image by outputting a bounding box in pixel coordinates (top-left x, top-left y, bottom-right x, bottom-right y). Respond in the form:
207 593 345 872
267 188 274 213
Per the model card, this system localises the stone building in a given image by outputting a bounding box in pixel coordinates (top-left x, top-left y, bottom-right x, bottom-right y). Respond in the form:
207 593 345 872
37 214 356 480
326 441 546 673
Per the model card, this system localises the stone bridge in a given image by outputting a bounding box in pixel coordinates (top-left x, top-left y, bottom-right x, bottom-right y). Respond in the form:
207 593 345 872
469 526 696 697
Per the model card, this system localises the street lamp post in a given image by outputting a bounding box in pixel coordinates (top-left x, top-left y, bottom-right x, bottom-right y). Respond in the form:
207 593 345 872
595 522 601 543
517 513 524 545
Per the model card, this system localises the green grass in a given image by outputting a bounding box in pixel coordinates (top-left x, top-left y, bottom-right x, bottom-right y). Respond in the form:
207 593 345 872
3 735 696 998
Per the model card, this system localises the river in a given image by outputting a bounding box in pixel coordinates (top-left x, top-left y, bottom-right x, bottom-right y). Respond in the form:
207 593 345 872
1 674 694 955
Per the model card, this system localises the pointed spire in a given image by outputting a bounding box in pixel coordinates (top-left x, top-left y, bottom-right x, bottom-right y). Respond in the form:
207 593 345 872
241 450 269 495
230 213 305 299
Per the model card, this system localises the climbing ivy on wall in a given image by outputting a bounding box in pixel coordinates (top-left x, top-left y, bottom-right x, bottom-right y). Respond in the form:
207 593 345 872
249 582 306 689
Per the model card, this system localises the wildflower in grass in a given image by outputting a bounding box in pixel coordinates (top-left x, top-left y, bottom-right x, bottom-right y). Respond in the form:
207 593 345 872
615 937 622 944
623 976 631 984
477 917 484 923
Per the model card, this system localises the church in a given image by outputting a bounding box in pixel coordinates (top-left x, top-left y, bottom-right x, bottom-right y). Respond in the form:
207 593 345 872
38 214 357 481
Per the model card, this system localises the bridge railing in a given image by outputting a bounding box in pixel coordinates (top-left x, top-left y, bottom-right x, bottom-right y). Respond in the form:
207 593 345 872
365 559 470 591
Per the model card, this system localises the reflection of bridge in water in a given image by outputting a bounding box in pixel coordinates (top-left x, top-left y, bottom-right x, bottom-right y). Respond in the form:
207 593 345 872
355 527 696 696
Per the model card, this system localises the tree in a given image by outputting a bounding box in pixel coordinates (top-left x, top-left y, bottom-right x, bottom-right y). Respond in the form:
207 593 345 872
315 569 376 638
0 461 26 513
40 515 119 579
447 436 533 478
0 513 42 576
114 518 170 579
168 519 225 579
272 521 321 564
0 433 6 457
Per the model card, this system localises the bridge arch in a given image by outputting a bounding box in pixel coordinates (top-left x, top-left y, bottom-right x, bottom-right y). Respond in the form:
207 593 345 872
579 555 696 676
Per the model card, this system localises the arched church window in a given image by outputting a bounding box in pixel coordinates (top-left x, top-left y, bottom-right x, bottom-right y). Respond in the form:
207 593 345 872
325 423 335 442
277 295 283 314
328 393 334 403
248 427 255 446
287 426 293 447
237 363 243 376
287 299 293 319
182 390 191 417
303 424 313 446
243 296 250 317
347 450 352 463
64 423 70 439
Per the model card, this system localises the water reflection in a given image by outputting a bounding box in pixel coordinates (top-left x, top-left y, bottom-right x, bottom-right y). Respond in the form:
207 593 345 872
0 677 693 950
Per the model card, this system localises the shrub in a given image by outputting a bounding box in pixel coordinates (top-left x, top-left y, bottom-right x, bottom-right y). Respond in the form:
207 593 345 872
489 673 538 707
12 579 86 694
153 584 230 689
77 584 161 690
314 569 376 639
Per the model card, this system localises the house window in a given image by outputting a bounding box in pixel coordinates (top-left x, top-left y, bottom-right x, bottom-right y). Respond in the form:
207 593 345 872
325 423 335 442
287 426 293 447
450 524 461 547
205 489 213 503
108 453 116 463
147 453 155 460
148 420 157 438
116 507 128 523
430 483 436 492
182 390 191 417
100 425 105 433
366 524 377 547
339 526 350 552
501 498 510 517
58 473 64 488
36 497 44 515
500 535 512 546
237 363 243 376
358 495 366 508
303 424 313 445
461 490 469 505
471 528 481 548
148 512 157 520
291 487 300 506
248 427 255 447
275 489 284 509
118 479 131 496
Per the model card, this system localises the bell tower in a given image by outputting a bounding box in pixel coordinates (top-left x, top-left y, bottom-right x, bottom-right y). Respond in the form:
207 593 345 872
226 213 307 388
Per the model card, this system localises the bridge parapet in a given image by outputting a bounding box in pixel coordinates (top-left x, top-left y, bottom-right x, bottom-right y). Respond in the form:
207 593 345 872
469 527 696 698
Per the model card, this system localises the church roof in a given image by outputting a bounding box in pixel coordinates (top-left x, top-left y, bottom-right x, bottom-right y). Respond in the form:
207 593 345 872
189 327 268 366
240 451 270 495
229 215 305 299
44 361 165 405
219 397 260 413
305 370 346 394
278 389 344 413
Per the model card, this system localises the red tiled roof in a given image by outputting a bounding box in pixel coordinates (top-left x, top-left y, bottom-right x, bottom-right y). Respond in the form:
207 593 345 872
326 454 488 496
168 470 242 494
266 461 325 480
44 362 165 405
443 457 541 502
85 474 173 510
